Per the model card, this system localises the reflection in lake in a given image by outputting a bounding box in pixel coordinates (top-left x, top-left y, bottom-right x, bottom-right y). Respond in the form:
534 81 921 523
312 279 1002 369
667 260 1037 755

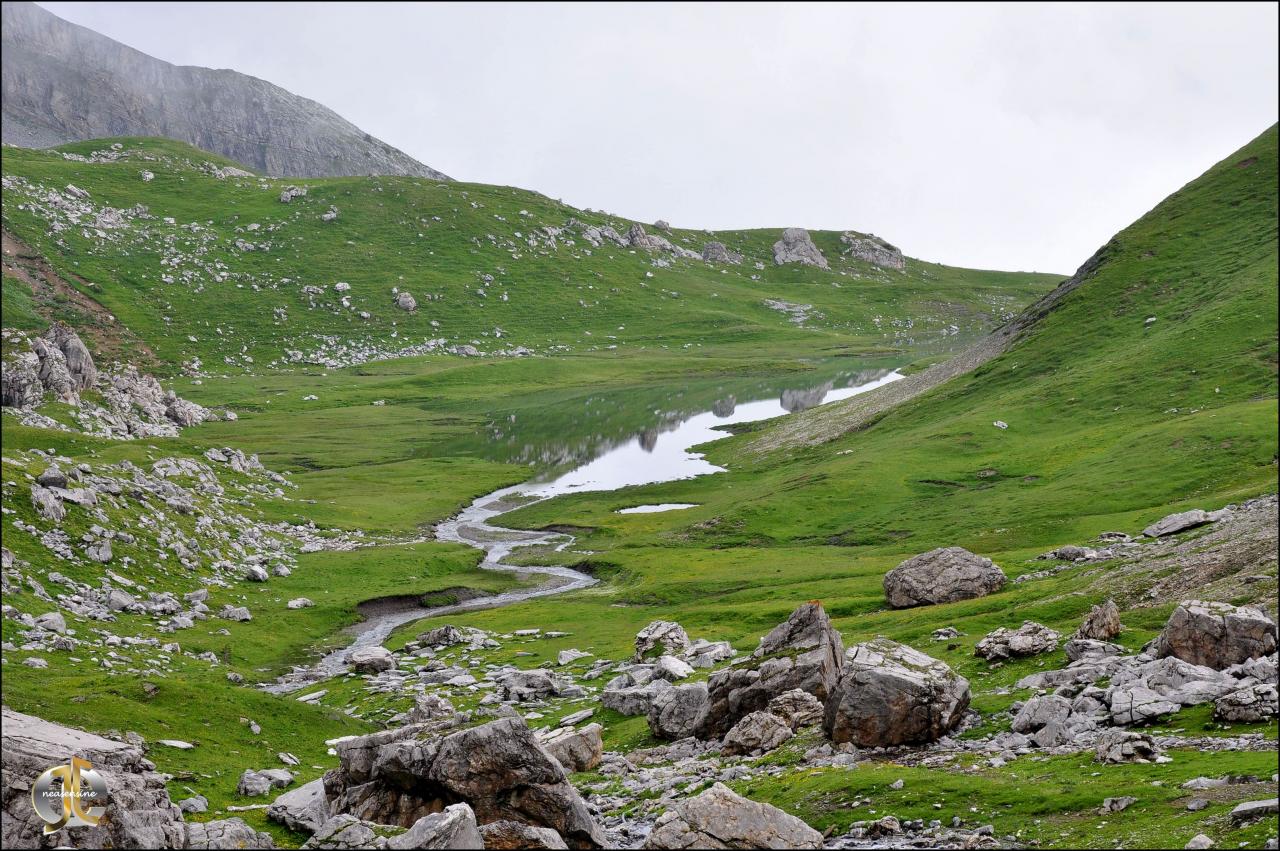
473 366 901 480
521 369 902 497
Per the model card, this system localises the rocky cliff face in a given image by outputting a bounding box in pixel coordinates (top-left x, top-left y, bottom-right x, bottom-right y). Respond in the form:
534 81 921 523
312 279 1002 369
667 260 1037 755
1 2 449 180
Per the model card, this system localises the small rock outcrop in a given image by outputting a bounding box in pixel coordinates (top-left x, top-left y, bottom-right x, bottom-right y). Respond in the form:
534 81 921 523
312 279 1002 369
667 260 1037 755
539 723 604 773
699 602 844 739
642 783 823 849
974 621 1061 661
268 778 331 835
634 620 692 660
883 547 1007 608
721 711 794 756
1 708 186 848
346 646 396 673
393 292 417 312
1076 600 1123 640
1094 729 1163 763
480 820 570 850
771 228 828 269
839 232 905 269
701 241 743 264
1143 509 1212 538
823 639 970 747
1152 600 1277 670
648 682 711 741
322 717 605 847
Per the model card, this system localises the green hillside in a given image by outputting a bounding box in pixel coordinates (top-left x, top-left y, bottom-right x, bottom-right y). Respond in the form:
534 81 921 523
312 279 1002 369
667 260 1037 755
0 126 1275 850
2 137 1057 370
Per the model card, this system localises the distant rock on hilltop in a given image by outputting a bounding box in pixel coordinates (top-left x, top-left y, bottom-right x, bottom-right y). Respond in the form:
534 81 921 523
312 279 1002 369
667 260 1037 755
1 1 450 180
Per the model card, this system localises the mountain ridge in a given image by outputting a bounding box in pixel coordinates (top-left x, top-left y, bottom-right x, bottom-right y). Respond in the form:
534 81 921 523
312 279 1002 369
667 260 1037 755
1 1 450 180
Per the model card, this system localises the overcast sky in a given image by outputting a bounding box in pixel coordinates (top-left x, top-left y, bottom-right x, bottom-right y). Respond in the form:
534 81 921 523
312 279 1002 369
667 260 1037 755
39 2 1280 273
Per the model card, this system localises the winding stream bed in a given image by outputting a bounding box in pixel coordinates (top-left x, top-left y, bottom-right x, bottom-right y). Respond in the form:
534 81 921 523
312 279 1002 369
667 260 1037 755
265 368 902 694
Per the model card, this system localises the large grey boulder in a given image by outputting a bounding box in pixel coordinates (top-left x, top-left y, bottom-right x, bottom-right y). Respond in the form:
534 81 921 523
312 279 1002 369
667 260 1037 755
839 232 905 269
635 620 691 660
185 818 275 849
1011 694 1072 734
823 639 970 747
1152 600 1278 670
767 688 825 730
721 711 794 756
699 602 844 739
642 782 823 849
602 677 671 717
268 778 331 835
883 547 1007 608
1143 509 1212 538
1 350 43 407
648 682 711 741
539 723 604 773
1076 600 1123 640
0 707 186 849
497 668 566 702
1108 685 1180 726
480 820 569 849
43 322 97 392
701 241 743 264
771 228 829 269
1094 729 1163 763
393 292 418 312
1214 683 1279 723
346 646 395 674
387 804 483 850
974 622 1060 660
323 716 606 847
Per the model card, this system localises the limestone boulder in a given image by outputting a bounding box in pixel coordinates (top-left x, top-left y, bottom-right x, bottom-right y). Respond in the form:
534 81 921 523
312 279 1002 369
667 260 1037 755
642 783 823 849
648 682 710 741
346 646 396 674
771 228 828 270
974 622 1060 661
1076 600 1123 640
323 716 605 847
635 620 691 660
721 711 794 756
539 723 603 773
1153 600 1277 669
0 707 186 849
699 603 843 739
480 820 570 849
883 547 1006 608
823 639 970 747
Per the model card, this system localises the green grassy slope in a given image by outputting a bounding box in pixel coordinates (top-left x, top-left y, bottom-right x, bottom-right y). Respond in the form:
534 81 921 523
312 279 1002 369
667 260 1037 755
2 137 1058 370
0 126 1275 850
499 124 1278 556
